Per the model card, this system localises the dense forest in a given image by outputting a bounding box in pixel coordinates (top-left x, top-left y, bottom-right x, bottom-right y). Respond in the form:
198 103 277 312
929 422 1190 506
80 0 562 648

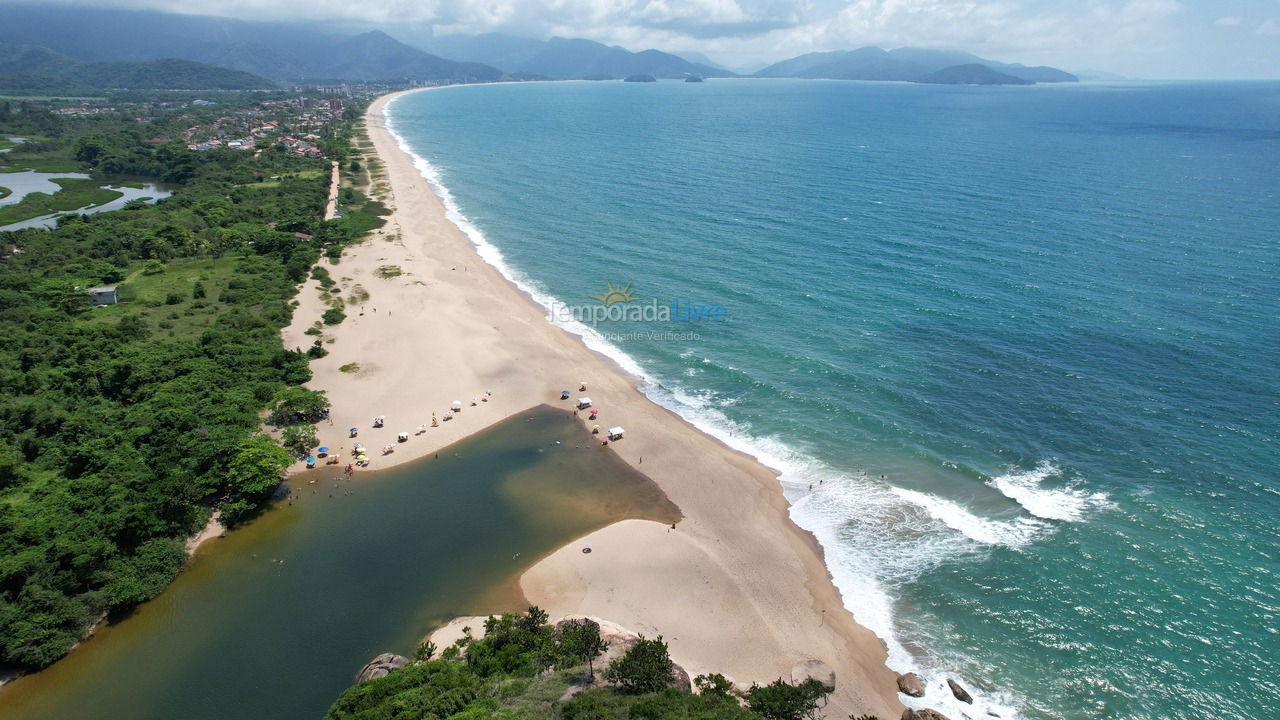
0 94 379 670
0 41 275 94
325 608 869 720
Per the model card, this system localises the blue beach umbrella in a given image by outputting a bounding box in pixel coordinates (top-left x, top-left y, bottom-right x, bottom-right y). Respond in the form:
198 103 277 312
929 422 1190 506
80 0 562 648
317 446 329 453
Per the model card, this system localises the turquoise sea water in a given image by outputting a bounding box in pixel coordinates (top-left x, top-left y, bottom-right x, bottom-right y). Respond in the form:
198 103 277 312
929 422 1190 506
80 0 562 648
388 80 1280 720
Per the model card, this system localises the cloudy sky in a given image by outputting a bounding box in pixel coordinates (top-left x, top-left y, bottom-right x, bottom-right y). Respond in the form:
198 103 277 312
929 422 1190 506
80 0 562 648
26 1 1280 77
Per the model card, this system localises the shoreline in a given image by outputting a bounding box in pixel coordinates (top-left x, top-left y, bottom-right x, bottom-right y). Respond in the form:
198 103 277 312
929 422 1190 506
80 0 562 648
280 86 902 717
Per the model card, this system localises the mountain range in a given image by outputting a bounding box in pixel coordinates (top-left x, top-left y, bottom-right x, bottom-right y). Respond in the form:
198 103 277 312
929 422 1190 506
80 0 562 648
0 4 1077 88
0 5 502 84
0 41 274 92
412 34 730 80
755 46 1077 83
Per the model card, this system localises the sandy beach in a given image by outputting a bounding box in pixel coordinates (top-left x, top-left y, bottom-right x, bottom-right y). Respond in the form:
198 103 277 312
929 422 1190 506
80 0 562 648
280 87 902 717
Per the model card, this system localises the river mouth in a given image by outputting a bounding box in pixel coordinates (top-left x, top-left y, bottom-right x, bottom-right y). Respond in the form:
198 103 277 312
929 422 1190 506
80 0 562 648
0 404 678 720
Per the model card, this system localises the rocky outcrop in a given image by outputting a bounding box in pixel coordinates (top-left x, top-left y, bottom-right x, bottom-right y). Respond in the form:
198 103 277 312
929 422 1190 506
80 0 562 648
355 653 409 683
901 709 951 720
947 678 973 704
428 614 691 691
897 672 926 697
790 658 836 690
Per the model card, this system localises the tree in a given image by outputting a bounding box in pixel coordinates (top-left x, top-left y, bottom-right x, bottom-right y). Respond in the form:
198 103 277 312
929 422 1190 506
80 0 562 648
604 635 673 694
281 424 318 456
192 281 206 299
270 386 329 425
555 618 609 681
743 677 832 720
695 673 737 700
226 435 293 496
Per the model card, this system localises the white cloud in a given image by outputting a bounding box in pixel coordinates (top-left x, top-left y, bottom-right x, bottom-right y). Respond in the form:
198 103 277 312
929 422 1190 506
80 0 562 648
1258 18 1280 37
1214 16 1241 27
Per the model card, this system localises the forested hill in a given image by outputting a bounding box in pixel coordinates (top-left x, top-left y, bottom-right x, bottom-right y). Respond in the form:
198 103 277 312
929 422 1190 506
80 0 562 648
0 42 275 93
0 96 380 670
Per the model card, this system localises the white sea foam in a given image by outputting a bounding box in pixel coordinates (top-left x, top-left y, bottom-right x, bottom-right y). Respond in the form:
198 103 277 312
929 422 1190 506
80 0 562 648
989 461 1111 522
890 487 1047 548
383 92 1027 719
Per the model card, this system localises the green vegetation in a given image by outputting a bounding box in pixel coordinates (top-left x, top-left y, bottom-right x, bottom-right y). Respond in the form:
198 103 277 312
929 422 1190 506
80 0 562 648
324 608 837 720
339 363 360 373
0 42 276 95
0 186 9 200
0 178 125 225
0 92 370 671
374 264 401 279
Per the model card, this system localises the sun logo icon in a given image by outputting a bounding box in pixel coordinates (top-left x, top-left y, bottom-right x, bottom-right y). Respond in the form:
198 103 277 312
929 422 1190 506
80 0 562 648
591 282 638 305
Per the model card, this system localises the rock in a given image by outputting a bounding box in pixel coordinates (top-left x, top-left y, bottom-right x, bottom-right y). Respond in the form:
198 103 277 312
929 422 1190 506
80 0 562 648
947 678 973 704
901 710 951 720
790 659 836 690
355 653 408 684
897 672 926 697
669 662 692 692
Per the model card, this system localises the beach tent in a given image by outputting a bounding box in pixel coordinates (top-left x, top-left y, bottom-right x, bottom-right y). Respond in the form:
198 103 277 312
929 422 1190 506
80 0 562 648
317 446 329 457
397 432 409 442
577 397 593 409
451 400 463 411
607 427 625 440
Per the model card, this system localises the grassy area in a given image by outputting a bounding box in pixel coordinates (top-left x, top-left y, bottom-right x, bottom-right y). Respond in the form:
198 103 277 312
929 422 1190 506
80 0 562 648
339 362 360 373
243 168 325 190
0 186 9 200
0 158 84 173
0 178 123 225
78 257 242 341
375 264 402 278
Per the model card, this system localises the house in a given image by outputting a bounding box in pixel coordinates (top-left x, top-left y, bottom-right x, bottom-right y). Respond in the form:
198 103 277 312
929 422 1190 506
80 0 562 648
87 286 119 306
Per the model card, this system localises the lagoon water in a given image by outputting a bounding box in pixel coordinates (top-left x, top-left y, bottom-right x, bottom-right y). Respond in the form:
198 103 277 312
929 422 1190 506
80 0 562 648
0 406 677 720
388 80 1280 720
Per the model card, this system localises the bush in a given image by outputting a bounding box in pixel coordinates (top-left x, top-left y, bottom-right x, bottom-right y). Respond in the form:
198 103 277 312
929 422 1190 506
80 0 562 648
307 339 328 358
321 307 345 325
164 292 182 305
604 635 673 694
743 677 832 720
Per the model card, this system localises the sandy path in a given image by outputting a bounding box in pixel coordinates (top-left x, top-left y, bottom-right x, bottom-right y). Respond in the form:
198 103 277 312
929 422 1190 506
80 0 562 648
323 160 339 220
280 88 902 718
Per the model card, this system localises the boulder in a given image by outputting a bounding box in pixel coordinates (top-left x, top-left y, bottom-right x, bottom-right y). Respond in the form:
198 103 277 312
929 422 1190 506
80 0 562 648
901 710 951 720
897 672 926 697
355 653 409 684
947 678 973 704
790 658 836 690
669 662 692 692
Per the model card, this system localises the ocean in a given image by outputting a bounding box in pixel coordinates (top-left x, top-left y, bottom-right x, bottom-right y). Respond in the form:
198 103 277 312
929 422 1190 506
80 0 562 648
386 79 1280 720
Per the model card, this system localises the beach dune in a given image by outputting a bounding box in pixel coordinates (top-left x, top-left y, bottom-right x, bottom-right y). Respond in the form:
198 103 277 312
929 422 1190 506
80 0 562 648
280 89 902 718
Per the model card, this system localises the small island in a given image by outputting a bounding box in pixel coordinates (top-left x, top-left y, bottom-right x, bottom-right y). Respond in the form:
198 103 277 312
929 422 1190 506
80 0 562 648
685 75 704 83
915 63 1033 86
623 74 657 83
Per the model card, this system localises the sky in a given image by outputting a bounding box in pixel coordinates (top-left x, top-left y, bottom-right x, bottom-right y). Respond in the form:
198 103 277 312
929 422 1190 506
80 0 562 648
18 0 1280 78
